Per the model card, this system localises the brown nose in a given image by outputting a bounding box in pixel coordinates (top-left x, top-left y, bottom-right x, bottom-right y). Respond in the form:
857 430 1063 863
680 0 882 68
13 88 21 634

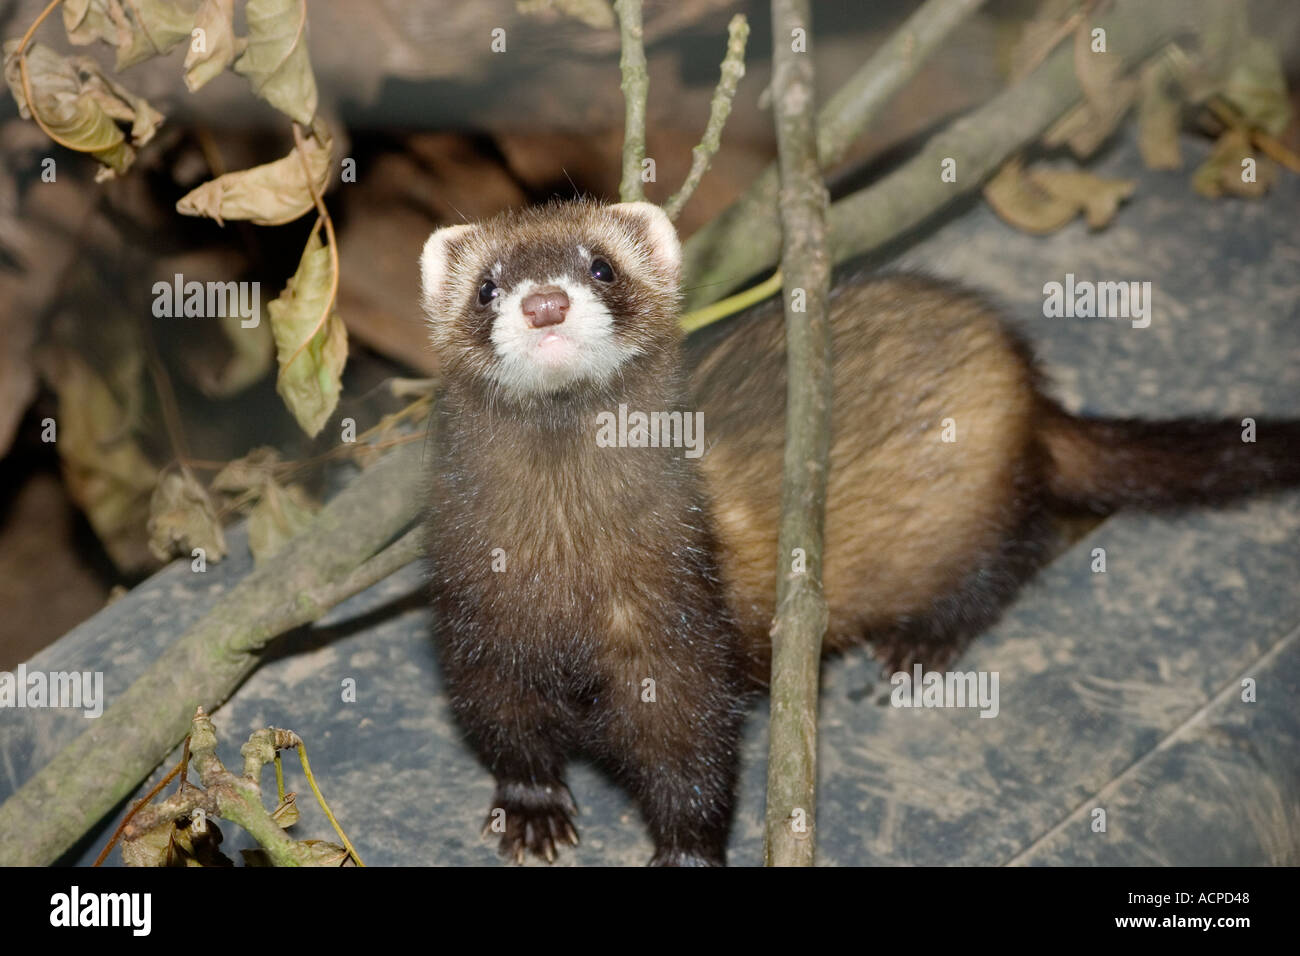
521 286 569 328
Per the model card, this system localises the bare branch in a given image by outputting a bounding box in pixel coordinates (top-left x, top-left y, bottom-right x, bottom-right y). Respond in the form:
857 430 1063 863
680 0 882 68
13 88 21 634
664 14 750 221
0 443 424 866
613 0 648 201
764 0 833 868
125 710 319 867
682 0 1200 308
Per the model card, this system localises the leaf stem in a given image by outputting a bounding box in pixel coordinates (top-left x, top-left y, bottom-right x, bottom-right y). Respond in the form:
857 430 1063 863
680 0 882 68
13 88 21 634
16 0 81 152
297 743 365 866
282 121 339 379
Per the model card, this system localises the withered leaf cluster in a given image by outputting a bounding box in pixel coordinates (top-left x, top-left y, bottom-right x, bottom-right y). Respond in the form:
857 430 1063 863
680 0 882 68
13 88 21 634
987 2 1295 234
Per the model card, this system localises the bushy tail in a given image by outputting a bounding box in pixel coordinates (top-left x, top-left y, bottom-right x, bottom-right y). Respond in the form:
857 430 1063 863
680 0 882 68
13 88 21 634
1037 400 1300 514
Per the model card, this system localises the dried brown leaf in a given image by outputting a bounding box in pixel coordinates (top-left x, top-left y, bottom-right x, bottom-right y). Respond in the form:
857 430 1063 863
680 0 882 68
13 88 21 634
268 230 347 437
1138 57 1184 170
110 0 201 70
123 812 232 867
1029 168 1137 230
985 158 1135 234
174 125 331 226
983 157 1079 235
1192 126 1276 198
75 57 164 147
1073 16 1123 116
234 0 318 126
516 0 615 30
247 478 317 563
120 816 177 867
38 348 158 573
211 445 282 494
3 41 159 177
1222 37 1292 137
1004 0 1078 83
297 839 352 866
184 0 246 92
62 0 125 48
270 793 300 829
198 311 274 397
147 469 227 562
1042 75 1138 159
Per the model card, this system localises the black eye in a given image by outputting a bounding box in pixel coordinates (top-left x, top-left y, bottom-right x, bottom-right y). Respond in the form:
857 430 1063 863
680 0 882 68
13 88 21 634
477 279 498 306
590 258 615 283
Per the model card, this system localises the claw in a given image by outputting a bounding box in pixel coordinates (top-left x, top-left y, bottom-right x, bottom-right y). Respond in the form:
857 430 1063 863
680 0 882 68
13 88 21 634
486 782 581 864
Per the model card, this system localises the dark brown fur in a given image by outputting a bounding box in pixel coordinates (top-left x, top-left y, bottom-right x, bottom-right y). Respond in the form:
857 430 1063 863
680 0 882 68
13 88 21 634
423 201 1300 865
424 202 746 866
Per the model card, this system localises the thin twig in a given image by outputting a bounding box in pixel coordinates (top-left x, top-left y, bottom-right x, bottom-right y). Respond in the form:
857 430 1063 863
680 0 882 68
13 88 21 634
286 525 423 624
613 0 648 201
1008 0 1097 84
91 757 184 866
664 14 750 221
141 322 193 474
273 751 286 802
179 733 192 789
679 269 782 333
297 744 366 866
140 710 317 866
682 0 1198 307
680 0 987 306
764 0 833 868
1206 96 1300 174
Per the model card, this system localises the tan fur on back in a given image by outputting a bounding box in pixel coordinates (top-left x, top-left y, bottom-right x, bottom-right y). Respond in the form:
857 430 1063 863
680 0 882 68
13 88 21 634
688 276 1038 661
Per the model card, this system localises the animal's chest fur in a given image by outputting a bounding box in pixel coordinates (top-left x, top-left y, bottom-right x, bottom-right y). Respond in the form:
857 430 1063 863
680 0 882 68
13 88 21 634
426 401 724 695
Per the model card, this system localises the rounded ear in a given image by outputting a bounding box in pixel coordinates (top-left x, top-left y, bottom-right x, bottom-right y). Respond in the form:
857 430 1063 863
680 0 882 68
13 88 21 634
610 201 681 277
420 223 476 311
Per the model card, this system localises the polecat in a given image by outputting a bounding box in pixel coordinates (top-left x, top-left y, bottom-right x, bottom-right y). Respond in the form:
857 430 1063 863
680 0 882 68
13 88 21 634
419 199 1300 866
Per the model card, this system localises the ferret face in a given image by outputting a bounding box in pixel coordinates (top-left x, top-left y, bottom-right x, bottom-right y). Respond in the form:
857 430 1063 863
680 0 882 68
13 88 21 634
420 201 682 400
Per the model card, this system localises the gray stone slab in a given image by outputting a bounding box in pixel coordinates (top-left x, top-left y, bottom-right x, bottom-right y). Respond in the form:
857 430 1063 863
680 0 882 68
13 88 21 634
898 135 1300 418
813 496 1300 866
0 532 256 792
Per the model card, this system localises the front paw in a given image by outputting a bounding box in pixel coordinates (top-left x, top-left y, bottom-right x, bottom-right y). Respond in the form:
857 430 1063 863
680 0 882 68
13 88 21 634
482 781 580 864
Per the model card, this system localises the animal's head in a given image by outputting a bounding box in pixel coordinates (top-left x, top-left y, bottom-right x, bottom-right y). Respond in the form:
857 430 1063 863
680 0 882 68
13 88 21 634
419 200 681 400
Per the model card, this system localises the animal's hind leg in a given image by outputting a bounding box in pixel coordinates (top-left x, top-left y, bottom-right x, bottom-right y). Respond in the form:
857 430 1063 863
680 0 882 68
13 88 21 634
865 497 1056 674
